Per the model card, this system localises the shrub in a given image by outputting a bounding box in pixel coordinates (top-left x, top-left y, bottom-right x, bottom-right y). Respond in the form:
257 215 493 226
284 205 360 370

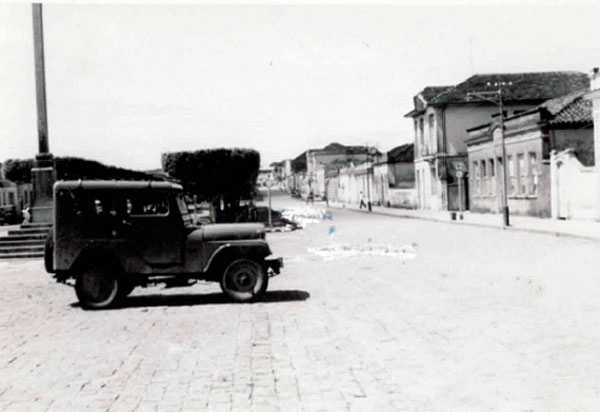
3 156 160 183
161 148 260 202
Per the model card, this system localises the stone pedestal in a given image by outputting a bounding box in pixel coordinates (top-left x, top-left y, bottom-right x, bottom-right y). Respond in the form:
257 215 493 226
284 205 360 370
31 153 55 223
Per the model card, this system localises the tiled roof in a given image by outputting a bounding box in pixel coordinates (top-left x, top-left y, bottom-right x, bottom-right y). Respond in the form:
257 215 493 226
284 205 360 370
411 86 453 113
317 142 376 156
0 179 15 188
421 86 453 102
387 143 414 163
430 71 589 105
291 151 307 172
539 90 585 115
548 96 592 125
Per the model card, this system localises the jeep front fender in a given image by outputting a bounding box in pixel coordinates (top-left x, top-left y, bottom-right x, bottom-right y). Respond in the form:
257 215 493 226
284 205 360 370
202 241 272 274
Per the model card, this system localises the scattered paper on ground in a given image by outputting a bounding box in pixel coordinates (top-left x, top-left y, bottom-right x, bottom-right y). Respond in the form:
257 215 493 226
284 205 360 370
281 206 332 228
309 241 418 260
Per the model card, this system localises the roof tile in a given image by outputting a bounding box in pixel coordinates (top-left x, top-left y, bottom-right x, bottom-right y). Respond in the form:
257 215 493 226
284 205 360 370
430 71 589 105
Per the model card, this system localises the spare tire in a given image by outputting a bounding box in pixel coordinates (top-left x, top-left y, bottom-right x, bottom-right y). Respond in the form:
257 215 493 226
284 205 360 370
44 229 55 274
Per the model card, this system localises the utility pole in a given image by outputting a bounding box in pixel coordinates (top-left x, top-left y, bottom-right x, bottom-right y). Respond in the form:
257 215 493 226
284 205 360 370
467 81 512 227
365 144 372 212
497 82 510 227
267 180 272 229
30 3 56 223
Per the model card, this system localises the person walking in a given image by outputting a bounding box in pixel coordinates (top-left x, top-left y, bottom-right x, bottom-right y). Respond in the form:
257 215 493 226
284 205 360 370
22 205 31 224
306 190 314 205
359 191 367 209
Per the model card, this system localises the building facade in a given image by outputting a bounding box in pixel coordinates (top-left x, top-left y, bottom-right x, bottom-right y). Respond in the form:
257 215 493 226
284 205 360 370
290 143 375 198
466 90 593 218
406 71 590 212
372 144 417 208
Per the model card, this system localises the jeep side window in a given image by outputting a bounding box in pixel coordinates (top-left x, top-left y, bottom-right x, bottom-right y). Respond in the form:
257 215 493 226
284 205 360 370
129 196 170 217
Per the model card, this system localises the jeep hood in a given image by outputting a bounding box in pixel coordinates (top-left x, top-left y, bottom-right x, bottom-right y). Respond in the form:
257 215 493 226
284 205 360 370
198 223 266 241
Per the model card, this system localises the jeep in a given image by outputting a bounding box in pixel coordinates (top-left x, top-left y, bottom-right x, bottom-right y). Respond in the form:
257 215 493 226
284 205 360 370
44 180 283 309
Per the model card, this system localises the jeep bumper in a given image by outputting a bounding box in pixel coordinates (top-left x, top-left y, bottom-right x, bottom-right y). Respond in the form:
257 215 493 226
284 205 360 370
264 256 283 276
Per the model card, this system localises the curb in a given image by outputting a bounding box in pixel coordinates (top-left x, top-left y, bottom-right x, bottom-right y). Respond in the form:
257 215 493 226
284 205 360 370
328 204 600 243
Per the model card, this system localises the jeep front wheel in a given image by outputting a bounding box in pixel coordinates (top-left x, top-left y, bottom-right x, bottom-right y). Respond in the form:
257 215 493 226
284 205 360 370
75 264 121 309
220 259 268 302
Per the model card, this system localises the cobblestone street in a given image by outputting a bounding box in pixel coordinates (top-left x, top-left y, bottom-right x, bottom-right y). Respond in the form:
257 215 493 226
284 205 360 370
1 199 599 412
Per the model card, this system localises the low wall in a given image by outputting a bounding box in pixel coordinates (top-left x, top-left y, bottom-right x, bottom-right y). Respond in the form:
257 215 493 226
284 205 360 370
387 188 417 209
551 150 597 220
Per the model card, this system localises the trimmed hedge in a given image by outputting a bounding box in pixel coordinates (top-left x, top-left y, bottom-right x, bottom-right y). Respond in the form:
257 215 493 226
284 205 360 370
4 159 35 184
56 157 158 181
161 148 260 202
3 156 160 184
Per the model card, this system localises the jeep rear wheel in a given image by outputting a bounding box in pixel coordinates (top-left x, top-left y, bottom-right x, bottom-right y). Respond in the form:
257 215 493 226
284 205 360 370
43 229 54 274
75 264 121 309
220 259 268 302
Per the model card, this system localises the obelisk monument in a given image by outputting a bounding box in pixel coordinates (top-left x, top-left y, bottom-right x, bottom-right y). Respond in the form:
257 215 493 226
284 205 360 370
31 3 56 223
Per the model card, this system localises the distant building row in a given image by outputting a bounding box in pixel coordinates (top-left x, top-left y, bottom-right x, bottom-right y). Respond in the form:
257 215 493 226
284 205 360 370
272 68 600 221
269 142 418 209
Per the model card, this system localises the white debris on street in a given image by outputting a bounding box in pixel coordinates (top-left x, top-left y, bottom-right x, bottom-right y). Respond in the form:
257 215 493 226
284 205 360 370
280 206 332 228
309 240 418 260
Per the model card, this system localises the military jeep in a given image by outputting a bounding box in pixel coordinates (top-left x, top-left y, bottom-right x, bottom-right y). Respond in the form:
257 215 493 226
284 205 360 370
44 180 283 309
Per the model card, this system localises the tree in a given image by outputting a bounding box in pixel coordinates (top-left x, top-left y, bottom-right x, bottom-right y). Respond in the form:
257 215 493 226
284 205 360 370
162 148 260 200
4 159 36 183
55 157 158 181
3 156 160 184
161 148 260 222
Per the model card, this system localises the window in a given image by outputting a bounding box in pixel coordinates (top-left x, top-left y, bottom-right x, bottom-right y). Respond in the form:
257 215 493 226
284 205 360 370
518 153 526 194
508 155 516 195
428 114 435 151
414 120 419 148
473 161 480 196
481 160 487 196
419 118 425 153
130 196 170 216
529 152 538 196
488 159 495 195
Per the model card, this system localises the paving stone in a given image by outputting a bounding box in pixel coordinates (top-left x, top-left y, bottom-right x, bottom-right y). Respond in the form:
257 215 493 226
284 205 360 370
1 209 600 412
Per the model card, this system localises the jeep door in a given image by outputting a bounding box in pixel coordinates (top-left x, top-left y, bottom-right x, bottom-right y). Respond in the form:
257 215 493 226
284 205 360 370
125 192 184 266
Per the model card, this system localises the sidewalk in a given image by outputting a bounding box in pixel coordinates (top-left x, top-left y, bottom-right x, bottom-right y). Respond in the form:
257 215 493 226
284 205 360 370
328 201 600 242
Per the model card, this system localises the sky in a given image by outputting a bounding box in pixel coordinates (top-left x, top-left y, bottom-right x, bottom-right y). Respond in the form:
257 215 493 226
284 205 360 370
1 1 600 171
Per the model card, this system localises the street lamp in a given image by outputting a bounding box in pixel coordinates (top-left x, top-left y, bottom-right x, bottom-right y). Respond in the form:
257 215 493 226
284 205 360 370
467 81 512 227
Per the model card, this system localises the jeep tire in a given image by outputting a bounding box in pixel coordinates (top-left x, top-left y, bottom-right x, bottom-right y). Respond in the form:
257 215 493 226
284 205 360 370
220 259 268 302
75 263 121 309
44 229 54 274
